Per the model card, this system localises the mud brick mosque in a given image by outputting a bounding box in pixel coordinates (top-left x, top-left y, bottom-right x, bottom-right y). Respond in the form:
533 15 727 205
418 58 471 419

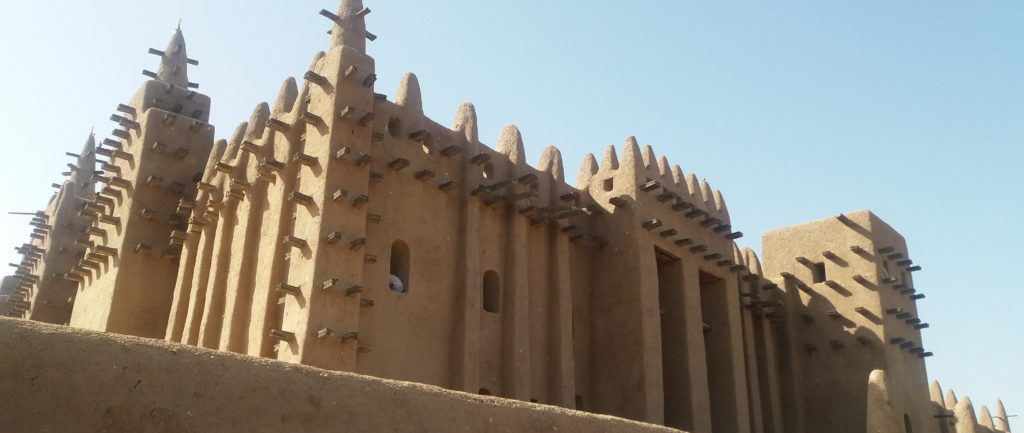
0 1 1013 432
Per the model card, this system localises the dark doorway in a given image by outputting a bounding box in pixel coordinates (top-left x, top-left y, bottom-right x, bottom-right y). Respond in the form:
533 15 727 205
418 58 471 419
656 248 692 430
701 270 736 433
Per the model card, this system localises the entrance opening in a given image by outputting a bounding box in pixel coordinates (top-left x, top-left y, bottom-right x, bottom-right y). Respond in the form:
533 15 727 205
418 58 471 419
656 248 692 431
701 270 736 433
904 414 913 433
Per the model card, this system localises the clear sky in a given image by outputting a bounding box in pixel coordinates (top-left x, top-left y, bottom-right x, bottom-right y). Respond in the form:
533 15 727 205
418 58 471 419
0 0 1020 427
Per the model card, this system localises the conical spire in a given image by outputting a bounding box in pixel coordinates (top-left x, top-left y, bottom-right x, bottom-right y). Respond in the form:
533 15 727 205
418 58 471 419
995 399 1010 432
930 381 945 409
713 189 730 224
865 370 903 433
620 137 643 175
496 125 525 166
599 145 619 171
671 165 684 187
396 73 423 114
955 397 980 433
980 406 995 429
452 102 479 145
69 132 97 199
700 179 714 205
945 389 959 411
732 243 744 266
224 122 249 162
744 247 763 277
245 103 271 142
576 153 598 189
154 25 191 88
686 174 704 210
538 146 564 182
641 145 657 169
272 77 299 114
329 0 368 53
657 156 671 178
202 140 228 184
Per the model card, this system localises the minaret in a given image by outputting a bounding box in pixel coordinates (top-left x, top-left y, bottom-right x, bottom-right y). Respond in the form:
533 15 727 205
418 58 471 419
68 25 214 338
155 24 192 88
24 132 97 325
271 0 377 370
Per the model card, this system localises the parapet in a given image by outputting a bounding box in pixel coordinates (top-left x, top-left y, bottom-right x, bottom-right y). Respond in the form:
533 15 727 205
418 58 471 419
0 317 675 433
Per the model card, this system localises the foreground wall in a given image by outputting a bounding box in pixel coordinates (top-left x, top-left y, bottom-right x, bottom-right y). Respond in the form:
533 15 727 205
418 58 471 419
0 318 679 433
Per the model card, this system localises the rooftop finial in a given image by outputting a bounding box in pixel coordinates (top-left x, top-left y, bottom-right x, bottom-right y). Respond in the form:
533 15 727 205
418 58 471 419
153 24 192 88
452 102 479 145
994 398 1010 432
496 125 526 166
396 73 423 114
70 131 96 200
326 0 368 53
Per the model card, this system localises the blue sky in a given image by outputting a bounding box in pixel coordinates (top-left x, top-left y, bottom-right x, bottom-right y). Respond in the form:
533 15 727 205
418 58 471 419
1 0 1020 426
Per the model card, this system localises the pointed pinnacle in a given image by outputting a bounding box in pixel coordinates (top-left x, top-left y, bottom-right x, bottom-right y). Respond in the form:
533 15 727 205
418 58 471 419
154 25 191 88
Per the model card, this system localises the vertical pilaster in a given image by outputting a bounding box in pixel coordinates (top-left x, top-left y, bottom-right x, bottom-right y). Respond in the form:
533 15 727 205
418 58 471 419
683 258 714 433
277 8 376 369
246 77 301 358
742 304 765 433
451 102 481 392
166 139 227 341
498 125 531 400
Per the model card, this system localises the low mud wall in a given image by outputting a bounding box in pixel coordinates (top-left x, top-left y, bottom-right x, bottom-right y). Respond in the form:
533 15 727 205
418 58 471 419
0 318 679 433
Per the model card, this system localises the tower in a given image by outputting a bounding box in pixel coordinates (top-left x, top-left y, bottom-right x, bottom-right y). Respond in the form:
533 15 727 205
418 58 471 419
68 25 214 338
4 133 97 323
272 0 378 370
761 210 931 433
25 133 98 324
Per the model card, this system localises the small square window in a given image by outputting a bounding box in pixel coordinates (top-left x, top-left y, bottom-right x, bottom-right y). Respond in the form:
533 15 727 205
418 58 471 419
812 262 826 284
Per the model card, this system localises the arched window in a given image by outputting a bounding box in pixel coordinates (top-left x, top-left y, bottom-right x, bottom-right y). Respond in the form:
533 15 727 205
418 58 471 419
482 271 500 313
389 240 410 293
387 116 402 138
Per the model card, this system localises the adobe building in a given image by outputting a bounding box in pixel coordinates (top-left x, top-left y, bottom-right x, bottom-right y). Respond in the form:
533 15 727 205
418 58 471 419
2 2 1014 433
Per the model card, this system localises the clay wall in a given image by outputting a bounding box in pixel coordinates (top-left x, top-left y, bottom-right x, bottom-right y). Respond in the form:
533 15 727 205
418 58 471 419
0 317 679 433
69 78 214 338
762 210 933 433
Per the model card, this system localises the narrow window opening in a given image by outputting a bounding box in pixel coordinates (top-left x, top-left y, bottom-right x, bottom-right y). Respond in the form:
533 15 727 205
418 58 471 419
483 270 500 313
388 240 410 293
603 178 614 192
483 162 495 180
575 395 584 410
172 103 183 114
882 260 892 279
387 116 402 138
811 262 826 283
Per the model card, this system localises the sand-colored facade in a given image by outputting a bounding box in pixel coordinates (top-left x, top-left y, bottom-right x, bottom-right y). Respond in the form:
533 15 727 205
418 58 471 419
3 2 1013 433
